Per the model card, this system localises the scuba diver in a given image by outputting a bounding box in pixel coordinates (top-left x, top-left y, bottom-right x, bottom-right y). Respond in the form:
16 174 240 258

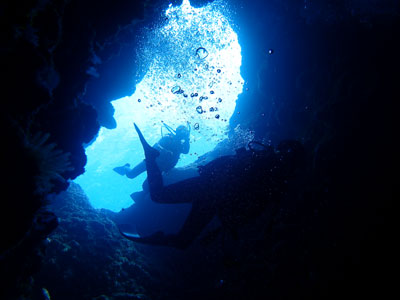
119 123 306 249
113 122 190 179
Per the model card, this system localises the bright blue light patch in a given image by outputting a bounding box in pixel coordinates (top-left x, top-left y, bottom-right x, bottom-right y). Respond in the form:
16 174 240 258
75 0 243 211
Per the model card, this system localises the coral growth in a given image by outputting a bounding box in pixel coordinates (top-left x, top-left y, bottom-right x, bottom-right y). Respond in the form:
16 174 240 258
23 131 73 195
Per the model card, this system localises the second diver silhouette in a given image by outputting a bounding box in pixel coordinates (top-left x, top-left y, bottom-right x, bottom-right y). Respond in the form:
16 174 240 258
114 122 190 181
119 123 305 249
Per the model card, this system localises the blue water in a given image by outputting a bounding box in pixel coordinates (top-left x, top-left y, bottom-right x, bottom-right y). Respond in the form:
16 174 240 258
75 0 244 211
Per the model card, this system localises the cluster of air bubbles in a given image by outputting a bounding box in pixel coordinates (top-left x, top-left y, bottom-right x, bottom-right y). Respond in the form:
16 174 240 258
228 124 256 149
140 1 244 136
166 45 228 119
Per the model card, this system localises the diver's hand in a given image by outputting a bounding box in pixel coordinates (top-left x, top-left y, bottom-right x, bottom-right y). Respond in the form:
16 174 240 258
113 163 130 175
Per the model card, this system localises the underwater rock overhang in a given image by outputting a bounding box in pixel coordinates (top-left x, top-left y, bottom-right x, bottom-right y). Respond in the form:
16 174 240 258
1 0 398 299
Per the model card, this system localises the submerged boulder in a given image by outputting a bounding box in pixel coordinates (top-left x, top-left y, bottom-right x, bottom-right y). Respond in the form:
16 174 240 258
34 183 156 300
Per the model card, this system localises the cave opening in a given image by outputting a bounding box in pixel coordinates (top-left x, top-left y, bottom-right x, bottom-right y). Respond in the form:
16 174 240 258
75 0 244 211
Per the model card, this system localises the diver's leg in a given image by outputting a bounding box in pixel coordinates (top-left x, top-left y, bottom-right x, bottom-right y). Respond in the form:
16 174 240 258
126 160 146 179
154 177 203 203
135 123 204 204
171 197 217 248
120 197 216 249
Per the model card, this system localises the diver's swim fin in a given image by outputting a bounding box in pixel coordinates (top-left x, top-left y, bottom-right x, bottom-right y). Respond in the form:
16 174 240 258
120 228 187 249
118 224 140 238
133 123 160 160
119 228 165 244
113 163 130 175
119 226 187 248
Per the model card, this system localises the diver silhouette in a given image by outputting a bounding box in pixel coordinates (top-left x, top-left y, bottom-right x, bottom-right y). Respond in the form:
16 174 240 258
119 123 305 249
113 122 190 179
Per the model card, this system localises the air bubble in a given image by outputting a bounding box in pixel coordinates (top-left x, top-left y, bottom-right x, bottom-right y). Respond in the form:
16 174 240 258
177 73 182 78
171 86 183 94
210 107 215 112
196 47 209 59
210 90 214 94
138 99 141 103
215 114 220 119
196 106 203 114
194 123 200 130
218 98 222 103
217 69 221 73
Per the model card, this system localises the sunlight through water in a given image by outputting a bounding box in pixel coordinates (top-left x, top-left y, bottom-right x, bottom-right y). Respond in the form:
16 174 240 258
75 0 244 211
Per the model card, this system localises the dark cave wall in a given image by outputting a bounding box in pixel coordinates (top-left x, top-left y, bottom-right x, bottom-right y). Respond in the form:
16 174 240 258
0 0 162 298
230 0 396 297
1 0 139 183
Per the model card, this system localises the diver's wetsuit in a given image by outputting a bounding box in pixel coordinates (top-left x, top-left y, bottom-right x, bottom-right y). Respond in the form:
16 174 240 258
120 124 304 249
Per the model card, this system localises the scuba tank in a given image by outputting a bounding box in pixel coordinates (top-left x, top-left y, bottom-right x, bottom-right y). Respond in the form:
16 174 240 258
160 122 191 138
160 122 176 137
